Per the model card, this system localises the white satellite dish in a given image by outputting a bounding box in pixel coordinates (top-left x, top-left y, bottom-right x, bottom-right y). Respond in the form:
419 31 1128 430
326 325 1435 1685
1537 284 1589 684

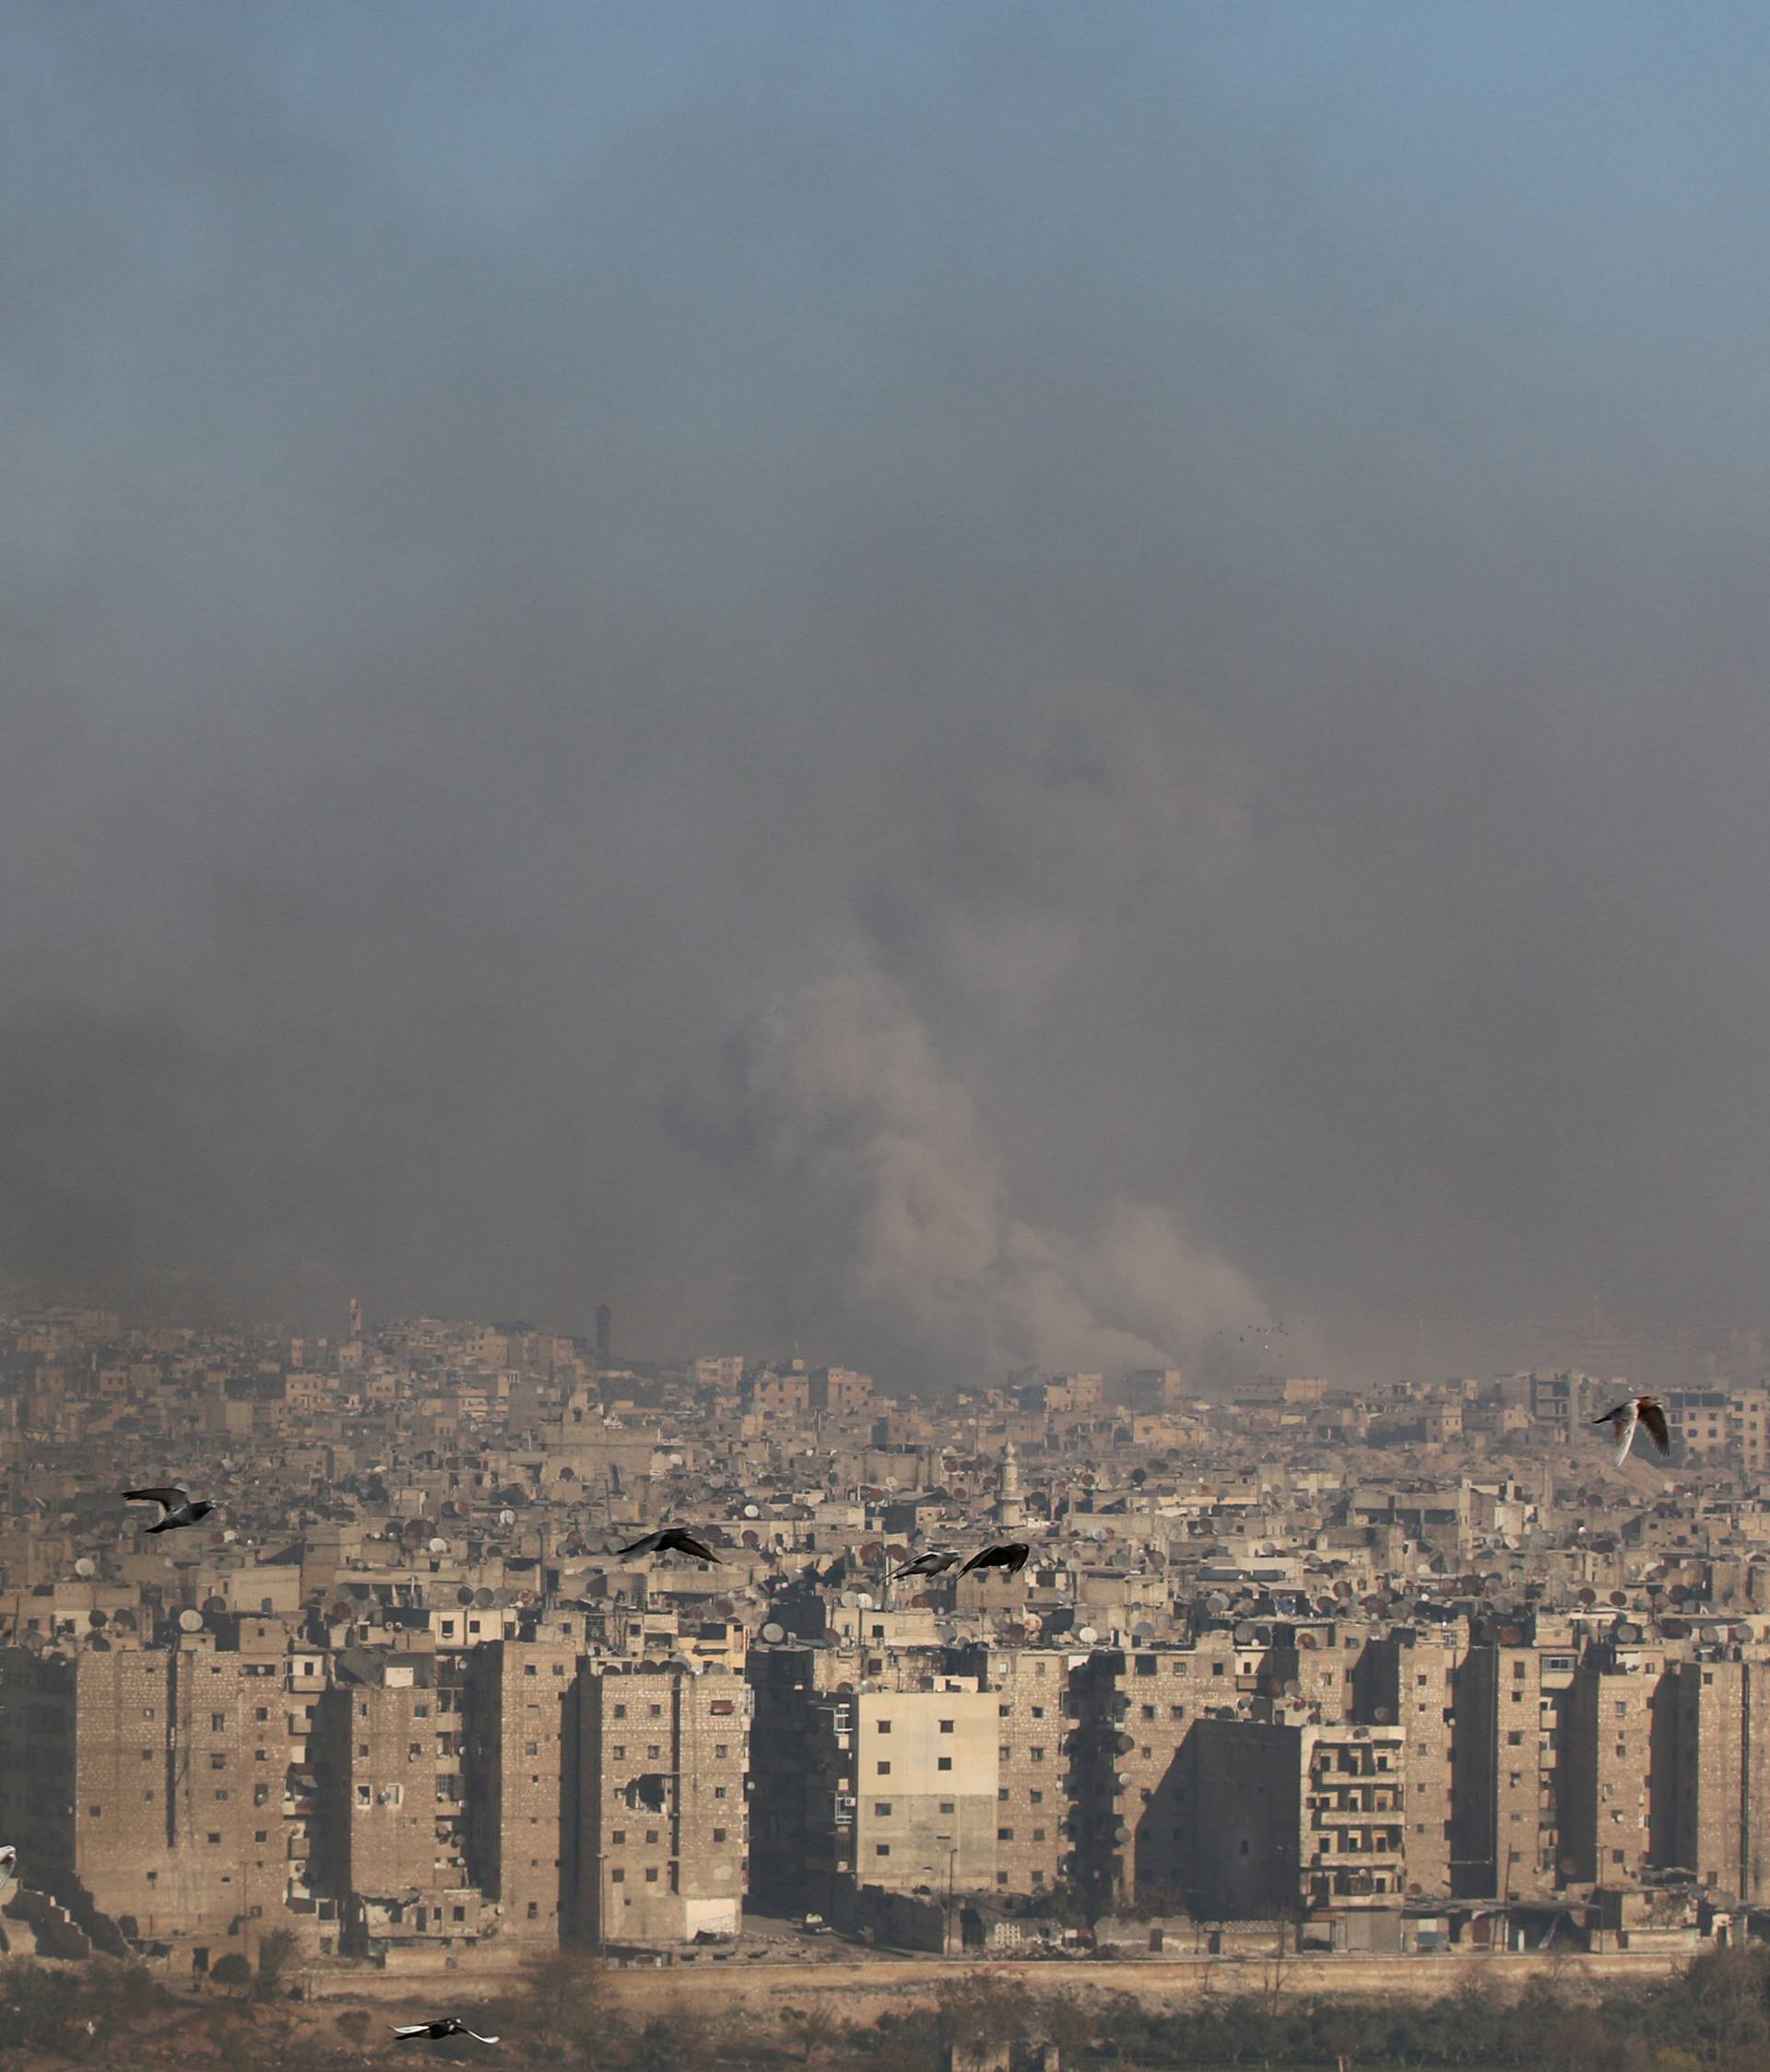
856 1593 875 1610
743 1503 761 1519
498 1509 516 1526
428 1536 448 1555
761 1622 785 1643
1078 1626 1099 1644
668 1454 684 1468
1091 1526 1108 1542
178 1609 203 1632
222 1530 238 1544
74 1558 95 1579
840 1591 858 1607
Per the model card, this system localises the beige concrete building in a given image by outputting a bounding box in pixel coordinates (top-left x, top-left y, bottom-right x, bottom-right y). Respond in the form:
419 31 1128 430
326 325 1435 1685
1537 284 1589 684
574 1664 748 1945
465 1636 578 1943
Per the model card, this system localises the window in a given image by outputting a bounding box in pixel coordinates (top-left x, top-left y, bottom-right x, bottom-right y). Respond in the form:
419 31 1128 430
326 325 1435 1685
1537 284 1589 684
644 1867 658 1883
613 1704 627 1719
875 1803 893 1817
611 1746 626 1759
1141 1705 1155 1721
1031 1747 1045 1762
649 1703 662 1716
206 1831 221 1845
88 1806 101 1819
875 1844 891 1858
939 1800 954 1814
939 1719 954 1734
998 1787 1009 1803
713 1827 727 1842
938 1756 952 1772
610 1869 625 1884
714 1744 729 1759
611 1831 626 1844
878 1761 891 1775
1030 1790 1043 1805
997 1827 1014 1841
209 1754 227 1771
357 1785 372 1805
1032 1828 1046 1842
714 1785 728 1800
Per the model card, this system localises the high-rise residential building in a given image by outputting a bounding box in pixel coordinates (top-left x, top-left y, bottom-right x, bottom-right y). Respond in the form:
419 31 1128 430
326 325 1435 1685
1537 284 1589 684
573 1665 748 1944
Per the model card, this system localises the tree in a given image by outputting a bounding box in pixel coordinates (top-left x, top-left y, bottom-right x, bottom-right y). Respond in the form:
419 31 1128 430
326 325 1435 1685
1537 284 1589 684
210 1952 254 1995
254 1928 300 2002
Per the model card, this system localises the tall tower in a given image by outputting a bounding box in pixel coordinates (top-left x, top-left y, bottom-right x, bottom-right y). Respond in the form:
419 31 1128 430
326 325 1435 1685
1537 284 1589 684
996 1442 1023 1529
347 1296 363 1343
594 1302 612 1371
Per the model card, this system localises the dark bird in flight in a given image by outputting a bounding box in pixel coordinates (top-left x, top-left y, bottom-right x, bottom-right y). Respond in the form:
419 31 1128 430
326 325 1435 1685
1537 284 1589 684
892 1548 962 1581
1593 1395 1670 1466
957 1541 1031 1578
392 2020 500 2044
123 1487 215 1534
615 1527 721 1563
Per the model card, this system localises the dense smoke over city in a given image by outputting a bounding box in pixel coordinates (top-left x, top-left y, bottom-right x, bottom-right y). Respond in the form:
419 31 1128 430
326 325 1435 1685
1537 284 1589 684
6 5 1770 1382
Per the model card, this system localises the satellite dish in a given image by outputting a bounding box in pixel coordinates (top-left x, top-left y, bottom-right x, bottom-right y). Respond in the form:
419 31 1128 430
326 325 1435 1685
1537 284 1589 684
456 1587 475 1607
840 1591 858 1608
498 1510 515 1527
88 1608 108 1628
761 1622 785 1643
222 1529 238 1544
474 1588 494 1608
74 1558 95 1580
428 1536 448 1555
1374 1705 1393 1724
1091 1526 1108 1542
668 1454 684 1468
856 1593 875 1611
743 1504 761 1519
178 1609 203 1632
1078 1626 1099 1644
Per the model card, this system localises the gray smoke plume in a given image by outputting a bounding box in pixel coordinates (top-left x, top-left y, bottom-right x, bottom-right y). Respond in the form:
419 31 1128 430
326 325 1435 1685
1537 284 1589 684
731 963 1266 1386
706 686 1273 1387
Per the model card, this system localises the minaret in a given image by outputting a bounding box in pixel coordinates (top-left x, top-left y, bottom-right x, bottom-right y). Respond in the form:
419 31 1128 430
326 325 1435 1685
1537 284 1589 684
996 1442 1023 1529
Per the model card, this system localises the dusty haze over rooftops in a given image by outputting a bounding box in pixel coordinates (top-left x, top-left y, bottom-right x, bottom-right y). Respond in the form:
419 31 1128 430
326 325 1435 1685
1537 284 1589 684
5 4 1770 1384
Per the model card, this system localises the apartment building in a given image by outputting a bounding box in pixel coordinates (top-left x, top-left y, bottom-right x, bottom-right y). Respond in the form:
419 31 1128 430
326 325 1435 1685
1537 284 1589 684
574 1663 748 1944
464 1636 579 1943
1180 1717 1408 1919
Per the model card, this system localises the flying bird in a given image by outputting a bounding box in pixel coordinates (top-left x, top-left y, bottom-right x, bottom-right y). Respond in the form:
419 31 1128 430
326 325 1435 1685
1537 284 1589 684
615 1527 721 1563
392 2020 500 2044
1593 1396 1670 1466
892 1548 962 1581
0 1843 17 1879
958 1541 1032 1579
123 1487 215 1534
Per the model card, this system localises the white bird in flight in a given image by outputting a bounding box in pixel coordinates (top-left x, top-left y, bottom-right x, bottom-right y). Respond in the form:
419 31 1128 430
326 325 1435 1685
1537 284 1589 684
1593 1395 1670 1466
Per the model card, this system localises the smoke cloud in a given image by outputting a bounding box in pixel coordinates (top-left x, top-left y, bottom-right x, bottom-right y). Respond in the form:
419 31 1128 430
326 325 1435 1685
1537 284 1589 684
6 5 1770 1382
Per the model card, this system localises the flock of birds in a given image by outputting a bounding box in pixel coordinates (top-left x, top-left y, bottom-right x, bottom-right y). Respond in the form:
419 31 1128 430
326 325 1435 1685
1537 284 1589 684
24 1389 1667 2048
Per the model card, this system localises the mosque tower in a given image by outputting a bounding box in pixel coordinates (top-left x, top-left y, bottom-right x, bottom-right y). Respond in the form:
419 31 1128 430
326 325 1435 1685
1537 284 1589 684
995 1441 1024 1529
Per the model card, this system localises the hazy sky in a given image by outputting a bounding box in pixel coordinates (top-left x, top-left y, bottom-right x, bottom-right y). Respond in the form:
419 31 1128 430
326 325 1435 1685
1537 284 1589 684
6 3 1770 1384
